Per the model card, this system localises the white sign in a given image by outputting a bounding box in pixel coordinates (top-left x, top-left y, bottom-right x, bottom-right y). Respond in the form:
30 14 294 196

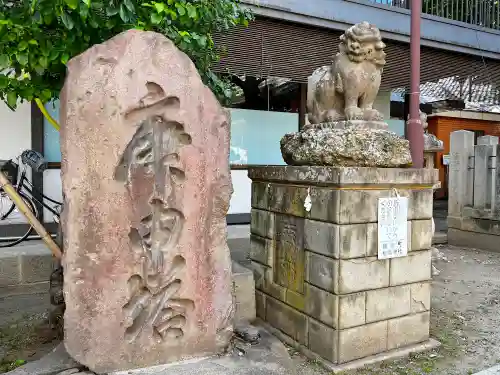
442 154 450 165
378 197 408 260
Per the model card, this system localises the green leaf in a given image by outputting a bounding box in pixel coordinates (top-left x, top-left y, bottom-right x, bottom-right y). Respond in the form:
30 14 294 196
90 2 103 9
16 53 28 66
198 35 207 47
34 64 45 75
154 2 165 13
41 89 52 101
61 52 70 64
61 12 74 29
105 18 117 28
7 92 17 109
119 4 128 22
0 77 8 89
105 6 119 16
0 54 9 68
187 4 197 19
39 55 48 68
79 4 89 19
28 39 38 45
64 0 79 10
48 49 59 61
82 0 91 7
43 13 53 24
18 41 29 51
175 3 185 16
124 0 135 13
151 13 163 24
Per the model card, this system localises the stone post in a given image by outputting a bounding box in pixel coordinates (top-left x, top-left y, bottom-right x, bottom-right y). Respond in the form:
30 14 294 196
496 144 500 215
477 136 498 210
448 131 475 218
60 30 234 373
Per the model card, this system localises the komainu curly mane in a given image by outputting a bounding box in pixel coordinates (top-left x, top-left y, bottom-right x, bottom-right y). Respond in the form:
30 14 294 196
307 22 388 124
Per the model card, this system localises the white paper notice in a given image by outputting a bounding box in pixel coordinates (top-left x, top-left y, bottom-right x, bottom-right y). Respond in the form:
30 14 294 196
377 196 408 260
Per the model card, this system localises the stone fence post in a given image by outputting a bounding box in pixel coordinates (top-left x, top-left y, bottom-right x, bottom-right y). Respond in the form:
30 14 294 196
448 130 475 218
474 136 498 210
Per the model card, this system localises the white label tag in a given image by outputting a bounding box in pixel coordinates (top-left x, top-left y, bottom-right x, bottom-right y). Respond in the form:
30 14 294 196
378 197 408 260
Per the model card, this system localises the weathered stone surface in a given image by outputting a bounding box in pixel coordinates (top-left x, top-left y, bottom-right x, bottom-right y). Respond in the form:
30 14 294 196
366 285 411 323
280 127 412 167
308 318 338 363
387 312 430 350
265 297 308 346
338 321 388 363
411 220 433 251
61 30 233 372
305 283 337 328
420 111 444 150
305 251 338 292
248 166 439 186
338 257 389 294
410 282 431 314
304 220 339 257
232 262 256 323
338 292 366 329
307 22 386 124
250 235 274 267
255 291 266 320
111 325 296 375
251 209 275 239
390 250 432 286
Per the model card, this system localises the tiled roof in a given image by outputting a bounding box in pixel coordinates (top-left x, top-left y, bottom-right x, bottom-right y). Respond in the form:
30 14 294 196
391 76 500 112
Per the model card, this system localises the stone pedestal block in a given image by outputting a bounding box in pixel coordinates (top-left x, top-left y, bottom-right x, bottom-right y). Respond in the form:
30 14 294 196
248 166 438 368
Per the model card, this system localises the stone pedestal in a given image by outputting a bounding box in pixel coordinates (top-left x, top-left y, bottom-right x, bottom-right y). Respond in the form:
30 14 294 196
247 166 438 369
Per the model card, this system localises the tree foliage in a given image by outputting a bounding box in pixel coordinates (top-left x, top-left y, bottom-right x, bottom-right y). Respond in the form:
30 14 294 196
0 0 253 109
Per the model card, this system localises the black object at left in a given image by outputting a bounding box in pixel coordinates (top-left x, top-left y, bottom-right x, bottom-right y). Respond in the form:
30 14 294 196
21 149 48 172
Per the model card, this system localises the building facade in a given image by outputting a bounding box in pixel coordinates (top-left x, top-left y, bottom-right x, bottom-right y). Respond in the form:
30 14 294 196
2 0 500 235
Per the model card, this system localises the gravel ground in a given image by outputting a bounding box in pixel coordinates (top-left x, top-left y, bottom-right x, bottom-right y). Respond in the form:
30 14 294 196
1 245 500 375
294 245 500 375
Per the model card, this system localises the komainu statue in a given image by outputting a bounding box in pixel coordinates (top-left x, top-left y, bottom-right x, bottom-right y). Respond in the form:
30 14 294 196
307 21 387 123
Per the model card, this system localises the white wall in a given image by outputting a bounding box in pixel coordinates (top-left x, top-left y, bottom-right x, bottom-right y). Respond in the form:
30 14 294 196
0 101 31 161
0 101 32 225
43 169 63 222
229 170 251 215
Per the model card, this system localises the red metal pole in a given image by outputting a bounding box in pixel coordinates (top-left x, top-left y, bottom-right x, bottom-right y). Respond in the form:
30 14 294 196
407 0 424 168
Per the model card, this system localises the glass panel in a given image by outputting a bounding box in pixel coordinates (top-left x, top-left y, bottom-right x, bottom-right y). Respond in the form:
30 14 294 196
43 100 61 163
387 119 405 136
229 109 298 165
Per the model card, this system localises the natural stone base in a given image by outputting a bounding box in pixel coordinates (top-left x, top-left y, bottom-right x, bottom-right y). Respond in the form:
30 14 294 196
110 325 294 375
280 125 412 167
302 120 388 131
261 320 439 374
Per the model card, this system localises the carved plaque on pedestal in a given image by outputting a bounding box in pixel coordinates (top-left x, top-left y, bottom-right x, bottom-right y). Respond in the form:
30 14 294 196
274 215 305 294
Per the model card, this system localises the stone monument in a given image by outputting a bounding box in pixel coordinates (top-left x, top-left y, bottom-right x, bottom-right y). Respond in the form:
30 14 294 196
418 111 444 171
249 22 439 372
281 21 411 168
60 30 234 373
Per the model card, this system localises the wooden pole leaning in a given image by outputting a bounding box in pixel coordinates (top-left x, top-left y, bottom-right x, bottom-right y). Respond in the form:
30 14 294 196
0 170 62 259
